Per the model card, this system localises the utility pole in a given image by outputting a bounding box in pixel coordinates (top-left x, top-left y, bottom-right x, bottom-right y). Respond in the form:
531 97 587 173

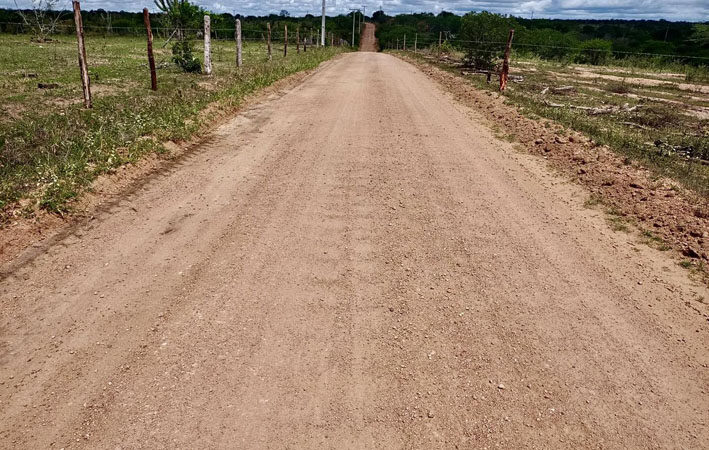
350 9 358 48
321 0 326 46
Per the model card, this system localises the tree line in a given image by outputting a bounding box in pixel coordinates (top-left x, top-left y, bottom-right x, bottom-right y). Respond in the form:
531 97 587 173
0 5 360 43
373 10 709 67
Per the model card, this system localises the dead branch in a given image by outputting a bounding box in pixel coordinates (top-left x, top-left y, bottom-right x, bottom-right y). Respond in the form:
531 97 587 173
543 101 641 115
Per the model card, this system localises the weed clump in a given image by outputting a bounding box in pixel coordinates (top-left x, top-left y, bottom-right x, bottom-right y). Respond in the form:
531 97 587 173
172 41 201 73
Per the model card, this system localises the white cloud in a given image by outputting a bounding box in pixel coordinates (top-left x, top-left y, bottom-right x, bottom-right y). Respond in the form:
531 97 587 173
2 0 707 20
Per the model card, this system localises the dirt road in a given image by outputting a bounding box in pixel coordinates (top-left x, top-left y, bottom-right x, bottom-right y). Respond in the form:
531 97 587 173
1 51 708 448
360 23 377 52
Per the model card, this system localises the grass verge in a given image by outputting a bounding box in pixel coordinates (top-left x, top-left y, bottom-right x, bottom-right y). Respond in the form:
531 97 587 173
397 50 709 197
0 34 345 221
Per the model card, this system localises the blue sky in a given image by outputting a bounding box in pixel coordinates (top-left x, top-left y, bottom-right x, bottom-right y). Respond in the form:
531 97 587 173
4 0 708 21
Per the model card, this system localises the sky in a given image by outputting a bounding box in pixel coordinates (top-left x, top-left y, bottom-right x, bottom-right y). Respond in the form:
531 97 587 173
3 0 708 21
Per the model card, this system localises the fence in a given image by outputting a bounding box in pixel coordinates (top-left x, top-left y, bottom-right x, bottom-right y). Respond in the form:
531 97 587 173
386 30 709 166
383 31 709 66
0 1 350 109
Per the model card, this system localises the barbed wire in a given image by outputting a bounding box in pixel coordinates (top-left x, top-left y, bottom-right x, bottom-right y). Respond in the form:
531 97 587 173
380 36 709 61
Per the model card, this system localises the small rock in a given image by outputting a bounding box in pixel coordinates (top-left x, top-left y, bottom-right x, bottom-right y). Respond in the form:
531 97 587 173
427 411 434 418
682 247 700 259
534 139 543 145
497 384 505 390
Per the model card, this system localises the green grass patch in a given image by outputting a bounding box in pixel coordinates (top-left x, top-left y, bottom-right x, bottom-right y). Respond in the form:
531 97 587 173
0 34 345 220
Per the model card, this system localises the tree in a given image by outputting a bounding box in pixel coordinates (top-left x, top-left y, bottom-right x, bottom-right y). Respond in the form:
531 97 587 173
691 24 709 48
460 11 516 70
14 0 63 42
372 10 389 24
154 0 202 72
574 38 612 65
518 28 578 61
279 9 290 17
154 0 201 40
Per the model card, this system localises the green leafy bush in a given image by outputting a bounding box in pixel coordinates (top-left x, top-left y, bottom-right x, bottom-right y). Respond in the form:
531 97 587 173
459 11 516 70
575 39 612 65
172 40 201 73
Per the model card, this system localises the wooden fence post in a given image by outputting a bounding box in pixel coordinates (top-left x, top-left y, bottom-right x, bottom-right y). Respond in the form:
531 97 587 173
396 38 399 50
304 31 308 52
235 18 242 67
330 32 333 46
500 29 514 92
143 8 157 91
284 24 288 57
438 31 442 55
403 34 406 51
267 22 272 60
203 15 212 75
72 0 91 108
296 27 300 53
414 33 417 53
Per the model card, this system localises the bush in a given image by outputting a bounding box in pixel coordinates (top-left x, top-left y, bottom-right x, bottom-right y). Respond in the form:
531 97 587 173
459 11 516 70
518 28 578 61
172 40 201 73
575 39 612 65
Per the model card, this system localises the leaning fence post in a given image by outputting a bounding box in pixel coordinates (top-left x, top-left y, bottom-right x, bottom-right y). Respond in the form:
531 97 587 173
203 15 212 75
284 24 288 57
72 0 91 108
143 8 157 90
235 18 242 67
267 22 272 60
500 29 514 92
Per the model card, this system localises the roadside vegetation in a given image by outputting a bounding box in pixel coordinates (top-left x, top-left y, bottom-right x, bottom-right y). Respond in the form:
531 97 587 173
373 10 709 73
0 34 344 219
377 11 708 197
0 0 366 221
402 48 709 196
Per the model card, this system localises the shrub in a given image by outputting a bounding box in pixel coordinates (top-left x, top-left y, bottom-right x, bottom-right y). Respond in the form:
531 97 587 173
575 39 613 65
459 11 516 70
172 40 201 73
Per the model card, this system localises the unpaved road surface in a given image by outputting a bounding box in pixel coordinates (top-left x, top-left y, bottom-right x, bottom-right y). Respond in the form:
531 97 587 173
360 23 377 52
1 52 708 448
